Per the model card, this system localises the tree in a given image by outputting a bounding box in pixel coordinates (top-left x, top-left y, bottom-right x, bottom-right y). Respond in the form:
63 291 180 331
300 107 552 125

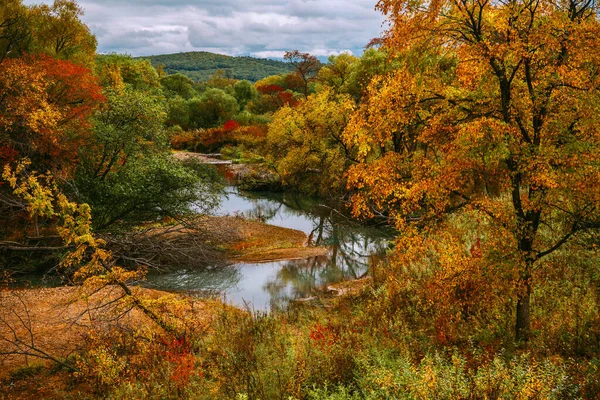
205 69 236 90
188 88 238 129
1 0 96 66
233 80 258 110
346 48 397 102
75 87 219 230
284 50 321 98
0 54 104 173
344 0 600 341
316 53 358 95
266 88 356 197
0 0 31 63
166 96 191 129
160 73 197 99
2 159 187 342
29 0 97 66
95 54 160 92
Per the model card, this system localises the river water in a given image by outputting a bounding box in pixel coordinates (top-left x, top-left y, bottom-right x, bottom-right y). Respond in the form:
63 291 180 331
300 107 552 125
144 187 393 311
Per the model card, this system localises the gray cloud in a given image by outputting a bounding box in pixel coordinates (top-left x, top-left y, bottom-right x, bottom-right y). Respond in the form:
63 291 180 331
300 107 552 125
23 0 385 58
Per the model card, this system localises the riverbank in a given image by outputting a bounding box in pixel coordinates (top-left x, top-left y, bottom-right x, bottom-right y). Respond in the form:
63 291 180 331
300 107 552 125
173 150 280 190
146 215 328 263
0 215 328 377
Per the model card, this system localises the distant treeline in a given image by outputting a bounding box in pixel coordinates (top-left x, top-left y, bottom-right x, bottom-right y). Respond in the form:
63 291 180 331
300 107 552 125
139 51 294 82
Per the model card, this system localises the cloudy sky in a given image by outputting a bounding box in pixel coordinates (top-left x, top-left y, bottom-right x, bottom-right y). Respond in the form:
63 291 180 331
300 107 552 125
24 0 386 59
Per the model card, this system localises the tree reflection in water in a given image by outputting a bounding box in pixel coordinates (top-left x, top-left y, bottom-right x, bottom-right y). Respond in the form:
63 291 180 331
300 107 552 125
264 210 391 310
145 264 241 298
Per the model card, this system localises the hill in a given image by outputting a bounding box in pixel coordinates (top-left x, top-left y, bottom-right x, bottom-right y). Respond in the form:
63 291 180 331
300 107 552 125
139 51 294 82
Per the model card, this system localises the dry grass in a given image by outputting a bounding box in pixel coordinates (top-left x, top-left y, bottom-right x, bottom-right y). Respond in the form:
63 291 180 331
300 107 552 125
0 285 219 379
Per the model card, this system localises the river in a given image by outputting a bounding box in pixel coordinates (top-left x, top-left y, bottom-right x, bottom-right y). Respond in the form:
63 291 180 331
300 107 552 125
144 187 393 311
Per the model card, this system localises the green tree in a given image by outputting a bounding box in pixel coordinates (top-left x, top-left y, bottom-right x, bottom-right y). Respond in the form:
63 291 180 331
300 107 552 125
317 53 358 95
160 73 197 99
346 48 397 102
188 88 238 129
233 80 258 110
75 88 217 229
166 95 190 129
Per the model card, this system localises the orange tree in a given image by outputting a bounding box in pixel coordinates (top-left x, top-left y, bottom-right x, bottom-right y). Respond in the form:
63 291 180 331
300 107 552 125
0 54 104 174
344 0 600 341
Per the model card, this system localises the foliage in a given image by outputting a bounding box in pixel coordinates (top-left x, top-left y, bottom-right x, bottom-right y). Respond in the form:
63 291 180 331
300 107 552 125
95 53 161 91
78 154 220 230
204 69 237 91
0 0 96 66
318 48 398 102
0 0 31 63
160 73 197 99
171 126 240 153
75 87 219 229
0 53 104 173
265 88 356 197
284 50 321 98
232 80 259 110
343 0 600 341
232 110 271 126
2 159 110 278
166 96 191 129
2 0 600 398
28 0 97 66
249 84 299 114
140 51 294 82
317 53 359 95
188 88 239 129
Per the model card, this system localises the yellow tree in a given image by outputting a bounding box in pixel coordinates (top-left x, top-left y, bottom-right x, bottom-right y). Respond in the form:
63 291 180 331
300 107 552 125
266 88 356 197
344 0 600 341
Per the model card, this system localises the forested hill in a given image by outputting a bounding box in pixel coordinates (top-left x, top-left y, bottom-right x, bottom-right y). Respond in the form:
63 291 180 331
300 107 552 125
139 51 294 82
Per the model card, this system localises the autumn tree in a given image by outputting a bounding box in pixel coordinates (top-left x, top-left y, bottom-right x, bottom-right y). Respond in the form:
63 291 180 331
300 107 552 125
284 50 321 98
0 54 103 173
0 0 96 66
344 0 600 341
266 88 356 197
205 69 237 90
95 54 160 92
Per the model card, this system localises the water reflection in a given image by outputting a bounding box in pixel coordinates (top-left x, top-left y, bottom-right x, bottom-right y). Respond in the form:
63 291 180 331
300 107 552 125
147 187 393 311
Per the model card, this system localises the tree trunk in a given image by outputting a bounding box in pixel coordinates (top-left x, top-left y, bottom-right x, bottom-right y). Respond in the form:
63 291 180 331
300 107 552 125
515 275 531 342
